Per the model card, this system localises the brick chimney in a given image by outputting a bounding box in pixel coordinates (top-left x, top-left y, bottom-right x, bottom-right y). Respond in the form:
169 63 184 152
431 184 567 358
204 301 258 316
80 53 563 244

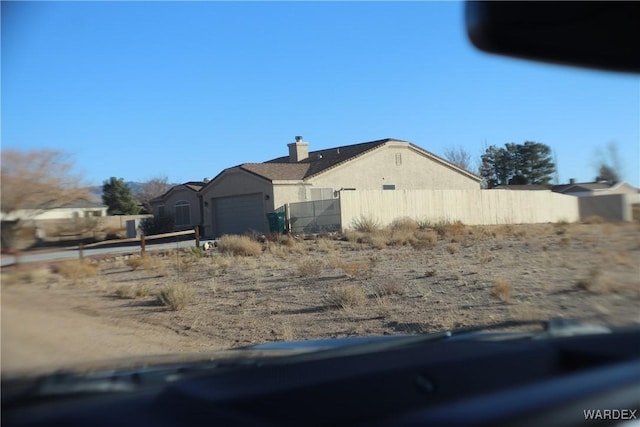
287 136 309 163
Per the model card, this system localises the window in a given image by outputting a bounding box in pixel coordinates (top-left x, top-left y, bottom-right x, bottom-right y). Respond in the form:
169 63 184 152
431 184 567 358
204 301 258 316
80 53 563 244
383 184 396 190
157 206 166 218
310 187 335 201
174 201 191 226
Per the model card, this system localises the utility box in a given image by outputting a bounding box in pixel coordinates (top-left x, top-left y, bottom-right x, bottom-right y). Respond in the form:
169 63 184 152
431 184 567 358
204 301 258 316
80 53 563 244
267 212 286 234
126 219 142 238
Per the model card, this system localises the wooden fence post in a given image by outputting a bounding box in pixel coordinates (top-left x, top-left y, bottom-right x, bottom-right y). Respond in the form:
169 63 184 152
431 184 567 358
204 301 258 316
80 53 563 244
194 226 200 248
140 234 146 257
79 243 84 260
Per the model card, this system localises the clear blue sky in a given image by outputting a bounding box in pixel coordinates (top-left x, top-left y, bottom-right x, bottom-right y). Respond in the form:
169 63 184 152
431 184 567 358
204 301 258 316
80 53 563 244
2 1 639 187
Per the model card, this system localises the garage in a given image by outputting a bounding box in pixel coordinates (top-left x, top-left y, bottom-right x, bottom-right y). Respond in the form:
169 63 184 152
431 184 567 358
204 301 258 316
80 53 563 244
213 193 266 236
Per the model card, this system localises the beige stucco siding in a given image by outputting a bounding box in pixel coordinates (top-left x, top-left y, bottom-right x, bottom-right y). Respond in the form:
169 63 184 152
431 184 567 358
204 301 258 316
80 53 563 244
200 168 274 236
310 142 479 192
154 187 201 229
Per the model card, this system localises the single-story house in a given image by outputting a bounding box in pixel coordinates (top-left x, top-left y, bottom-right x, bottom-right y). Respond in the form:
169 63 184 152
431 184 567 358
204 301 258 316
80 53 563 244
198 137 481 237
551 180 639 197
149 181 207 231
0 200 108 221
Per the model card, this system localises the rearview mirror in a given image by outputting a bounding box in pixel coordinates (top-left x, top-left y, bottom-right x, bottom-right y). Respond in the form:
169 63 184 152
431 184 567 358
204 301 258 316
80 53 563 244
465 1 640 73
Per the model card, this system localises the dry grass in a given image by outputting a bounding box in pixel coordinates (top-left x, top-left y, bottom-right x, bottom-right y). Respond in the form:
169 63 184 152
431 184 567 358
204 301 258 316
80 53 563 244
575 267 615 293
52 259 99 284
157 282 194 311
217 235 263 257
351 216 380 233
389 217 419 232
492 277 512 302
582 215 606 224
297 258 322 278
374 281 405 296
411 231 437 249
2 267 55 286
337 260 373 279
324 284 367 309
115 283 150 299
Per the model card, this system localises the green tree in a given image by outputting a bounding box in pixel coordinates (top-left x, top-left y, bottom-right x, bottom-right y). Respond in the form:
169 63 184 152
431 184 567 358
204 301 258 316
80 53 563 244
102 177 139 215
480 141 555 188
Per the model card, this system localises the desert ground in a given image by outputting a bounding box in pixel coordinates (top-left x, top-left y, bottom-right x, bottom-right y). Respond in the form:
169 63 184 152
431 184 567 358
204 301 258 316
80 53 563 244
2 220 639 374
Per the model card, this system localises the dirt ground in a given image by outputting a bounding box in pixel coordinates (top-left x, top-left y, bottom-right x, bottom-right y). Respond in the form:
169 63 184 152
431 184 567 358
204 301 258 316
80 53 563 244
2 221 639 375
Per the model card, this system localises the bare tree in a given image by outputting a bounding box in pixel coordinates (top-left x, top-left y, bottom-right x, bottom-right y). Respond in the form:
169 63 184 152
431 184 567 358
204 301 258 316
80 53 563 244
594 141 623 183
1 149 90 249
444 146 473 172
135 176 171 214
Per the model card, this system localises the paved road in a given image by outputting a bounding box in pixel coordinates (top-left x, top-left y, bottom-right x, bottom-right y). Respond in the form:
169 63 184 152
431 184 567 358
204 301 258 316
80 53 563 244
1 239 205 267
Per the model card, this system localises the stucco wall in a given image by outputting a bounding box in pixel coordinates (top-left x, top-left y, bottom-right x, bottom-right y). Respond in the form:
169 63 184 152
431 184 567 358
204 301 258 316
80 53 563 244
200 168 274 236
311 141 480 193
578 193 640 221
153 187 202 229
339 189 580 228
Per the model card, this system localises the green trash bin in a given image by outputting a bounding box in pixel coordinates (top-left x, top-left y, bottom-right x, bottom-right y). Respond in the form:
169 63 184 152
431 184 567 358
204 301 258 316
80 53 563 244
267 212 286 234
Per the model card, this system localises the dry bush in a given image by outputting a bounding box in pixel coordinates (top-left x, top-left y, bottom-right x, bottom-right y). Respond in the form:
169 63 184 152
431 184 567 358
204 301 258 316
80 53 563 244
217 235 262 257
446 244 458 254
388 228 416 247
582 215 606 224
411 231 437 249
390 217 419 232
369 234 388 249
297 258 322 278
324 284 367 309
157 282 194 311
351 216 380 233
492 277 512 302
575 267 608 293
315 238 337 253
2 267 55 285
338 260 373 279
433 220 466 240
114 283 150 299
374 281 405 296
281 322 295 341
553 220 570 235
52 259 99 284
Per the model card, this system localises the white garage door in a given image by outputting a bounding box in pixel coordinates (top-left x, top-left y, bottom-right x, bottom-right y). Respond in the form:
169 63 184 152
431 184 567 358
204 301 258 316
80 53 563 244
214 194 265 236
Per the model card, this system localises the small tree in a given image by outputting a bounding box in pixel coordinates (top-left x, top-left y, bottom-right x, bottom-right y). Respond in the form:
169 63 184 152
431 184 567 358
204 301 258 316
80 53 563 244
102 177 139 215
135 176 171 214
0 149 90 250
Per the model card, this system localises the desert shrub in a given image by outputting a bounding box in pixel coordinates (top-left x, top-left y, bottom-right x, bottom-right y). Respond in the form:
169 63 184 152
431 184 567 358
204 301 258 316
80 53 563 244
115 283 150 299
411 230 438 249
297 259 322 277
189 246 205 258
416 218 432 230
338 260 373 279
369 234 388 249
492 277 512 302
374 281 405 296
139 215 174 236
157 282 194 310
388 228 416 247
575 267 605 292
389 217 419 232
351 216 380 233
446 244 458 254
432 220 466 239
315 238 337 253
324 284 367 309
52 259 99 283
217 235 262 257
2 267 55 285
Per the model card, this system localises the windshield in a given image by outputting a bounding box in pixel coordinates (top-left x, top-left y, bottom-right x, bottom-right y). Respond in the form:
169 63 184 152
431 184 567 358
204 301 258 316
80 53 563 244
2 1 639 375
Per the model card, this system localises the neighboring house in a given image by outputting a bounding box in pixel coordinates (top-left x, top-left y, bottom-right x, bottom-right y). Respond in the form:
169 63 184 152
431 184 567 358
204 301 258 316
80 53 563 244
149 181 207 230
198 137 481 237
0 200 108 221
492 184 551 191
551 180 639 197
